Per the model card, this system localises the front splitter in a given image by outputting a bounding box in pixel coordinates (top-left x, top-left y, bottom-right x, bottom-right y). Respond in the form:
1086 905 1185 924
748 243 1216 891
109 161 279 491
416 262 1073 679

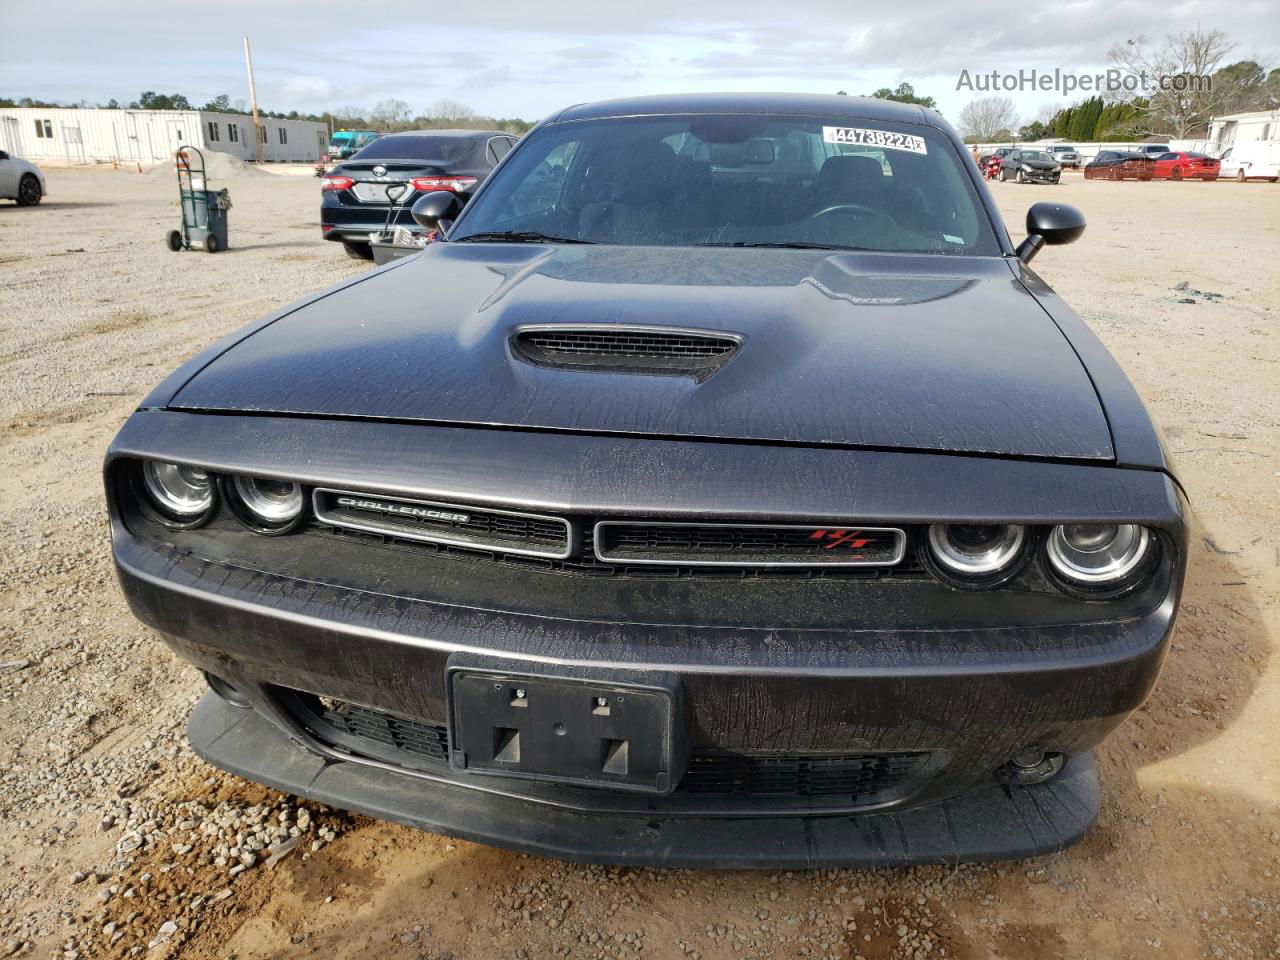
189 692 1099 869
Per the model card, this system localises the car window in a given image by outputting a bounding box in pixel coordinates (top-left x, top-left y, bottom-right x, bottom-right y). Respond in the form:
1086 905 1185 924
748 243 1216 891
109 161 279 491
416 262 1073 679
499 141 578 219
1023 151 1051 162
352 135 474 162
454 114 999 255
1157 153 1177 161
1221 148 1233 160
486 136 513 166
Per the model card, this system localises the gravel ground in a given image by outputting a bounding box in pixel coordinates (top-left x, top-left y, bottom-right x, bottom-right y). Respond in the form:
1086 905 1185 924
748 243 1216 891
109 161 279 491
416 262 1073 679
0 167 1276 960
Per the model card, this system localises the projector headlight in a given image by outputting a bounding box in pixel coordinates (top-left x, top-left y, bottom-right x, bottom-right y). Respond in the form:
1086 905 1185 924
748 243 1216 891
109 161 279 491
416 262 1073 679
141 460 215 522
1045 524 1155 596
227 475 306 533
923 523 1029 588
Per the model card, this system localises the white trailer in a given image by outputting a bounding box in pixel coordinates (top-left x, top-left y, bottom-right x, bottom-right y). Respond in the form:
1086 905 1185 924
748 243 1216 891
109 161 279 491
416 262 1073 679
0 107 327 166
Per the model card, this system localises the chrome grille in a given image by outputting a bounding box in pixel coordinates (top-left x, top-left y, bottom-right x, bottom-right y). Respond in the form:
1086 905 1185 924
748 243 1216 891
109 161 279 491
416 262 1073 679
312 488 571 559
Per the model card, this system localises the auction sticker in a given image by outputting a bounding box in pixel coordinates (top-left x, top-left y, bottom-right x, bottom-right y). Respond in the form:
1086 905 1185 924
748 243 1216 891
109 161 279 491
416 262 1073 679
822 127 928 155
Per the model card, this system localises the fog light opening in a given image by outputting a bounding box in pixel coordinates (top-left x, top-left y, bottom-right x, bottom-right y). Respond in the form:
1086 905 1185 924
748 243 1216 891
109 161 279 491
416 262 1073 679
204 672 251 709
996 748 1066 786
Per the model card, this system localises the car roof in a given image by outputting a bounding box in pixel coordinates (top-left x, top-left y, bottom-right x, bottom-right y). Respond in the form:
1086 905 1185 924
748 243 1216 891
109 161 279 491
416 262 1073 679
381 129 507 139
550 92 937 127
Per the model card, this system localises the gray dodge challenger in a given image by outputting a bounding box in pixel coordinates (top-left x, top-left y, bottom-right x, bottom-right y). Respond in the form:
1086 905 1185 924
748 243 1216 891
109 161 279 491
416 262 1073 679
106 93 1187 867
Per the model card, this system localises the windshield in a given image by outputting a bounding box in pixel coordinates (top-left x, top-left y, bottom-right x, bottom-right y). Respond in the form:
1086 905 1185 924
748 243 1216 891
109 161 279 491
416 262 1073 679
451 114 998 254
1023 151 1052 162
352 135 473 162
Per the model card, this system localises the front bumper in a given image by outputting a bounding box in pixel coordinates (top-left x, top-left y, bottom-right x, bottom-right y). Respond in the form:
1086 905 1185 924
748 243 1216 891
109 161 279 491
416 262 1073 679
109 412 1185 866
192 691 1099 867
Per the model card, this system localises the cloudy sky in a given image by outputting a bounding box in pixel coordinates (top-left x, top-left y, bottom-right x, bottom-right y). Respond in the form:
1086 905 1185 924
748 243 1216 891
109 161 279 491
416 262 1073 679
3 0 1278 124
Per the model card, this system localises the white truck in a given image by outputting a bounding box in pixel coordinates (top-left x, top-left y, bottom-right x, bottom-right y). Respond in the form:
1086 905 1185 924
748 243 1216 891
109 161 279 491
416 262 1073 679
1218 141 1280 182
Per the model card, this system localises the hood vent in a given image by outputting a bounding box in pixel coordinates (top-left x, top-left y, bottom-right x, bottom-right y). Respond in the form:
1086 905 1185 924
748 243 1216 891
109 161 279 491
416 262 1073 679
512 325 741 378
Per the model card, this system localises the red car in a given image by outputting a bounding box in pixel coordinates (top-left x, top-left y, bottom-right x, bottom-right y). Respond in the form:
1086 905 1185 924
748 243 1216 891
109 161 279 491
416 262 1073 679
1151 151 1220 181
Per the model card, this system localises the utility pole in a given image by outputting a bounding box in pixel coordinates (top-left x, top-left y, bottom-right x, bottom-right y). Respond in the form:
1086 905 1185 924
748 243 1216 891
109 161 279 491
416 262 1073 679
243 36 264 163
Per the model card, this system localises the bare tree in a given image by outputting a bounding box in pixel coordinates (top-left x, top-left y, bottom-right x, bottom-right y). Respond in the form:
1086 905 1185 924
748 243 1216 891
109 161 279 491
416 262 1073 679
425 98 475 124
1034 102 1062 126
1108 29 1236 136
369 98 413 129
958 97 1019 140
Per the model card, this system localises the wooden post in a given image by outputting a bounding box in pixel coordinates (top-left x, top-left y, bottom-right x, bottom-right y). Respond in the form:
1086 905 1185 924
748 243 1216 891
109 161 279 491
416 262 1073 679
243 36 264 164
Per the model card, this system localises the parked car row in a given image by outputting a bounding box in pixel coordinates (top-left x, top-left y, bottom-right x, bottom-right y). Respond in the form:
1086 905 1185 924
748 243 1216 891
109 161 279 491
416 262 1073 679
975 140 1278 185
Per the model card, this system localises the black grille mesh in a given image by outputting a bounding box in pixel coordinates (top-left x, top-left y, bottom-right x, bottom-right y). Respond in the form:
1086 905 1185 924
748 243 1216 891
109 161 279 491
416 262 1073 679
522 330 737 359
314 696 450 763
682 752 926 798
286 693 926 803
597 524 904 566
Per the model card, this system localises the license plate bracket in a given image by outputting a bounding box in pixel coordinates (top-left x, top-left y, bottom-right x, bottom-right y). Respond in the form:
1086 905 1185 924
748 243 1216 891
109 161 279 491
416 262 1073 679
446 660 684 795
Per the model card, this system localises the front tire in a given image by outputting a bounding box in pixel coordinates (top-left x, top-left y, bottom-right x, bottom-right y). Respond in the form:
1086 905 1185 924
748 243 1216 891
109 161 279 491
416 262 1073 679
1016 169 1025 183
1171 167 1182 181
342 241 374 261
1236 169 1247 183
16 174 41 206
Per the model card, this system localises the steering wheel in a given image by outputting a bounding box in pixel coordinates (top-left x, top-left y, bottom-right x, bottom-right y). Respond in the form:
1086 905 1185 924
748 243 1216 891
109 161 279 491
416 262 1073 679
810 203 895 228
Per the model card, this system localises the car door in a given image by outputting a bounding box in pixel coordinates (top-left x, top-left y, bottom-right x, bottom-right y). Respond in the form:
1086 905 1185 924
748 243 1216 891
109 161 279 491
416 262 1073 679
1218 147 1237 177
0 151 17 197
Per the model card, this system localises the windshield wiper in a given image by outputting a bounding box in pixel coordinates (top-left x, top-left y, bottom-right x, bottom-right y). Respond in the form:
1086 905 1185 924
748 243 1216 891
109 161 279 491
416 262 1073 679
453 231 598 244
694 241 867 250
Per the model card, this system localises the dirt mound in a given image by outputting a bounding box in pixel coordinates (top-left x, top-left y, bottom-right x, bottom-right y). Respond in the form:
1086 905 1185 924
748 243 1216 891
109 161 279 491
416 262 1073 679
144 150 269 180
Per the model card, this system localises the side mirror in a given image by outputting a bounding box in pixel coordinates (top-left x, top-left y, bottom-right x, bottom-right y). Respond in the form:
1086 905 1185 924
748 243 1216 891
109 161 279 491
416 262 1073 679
1016 202 1086 263
411 191 463 232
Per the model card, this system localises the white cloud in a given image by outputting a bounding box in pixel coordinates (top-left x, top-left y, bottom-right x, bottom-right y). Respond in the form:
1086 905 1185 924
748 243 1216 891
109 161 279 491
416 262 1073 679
278 75 332 102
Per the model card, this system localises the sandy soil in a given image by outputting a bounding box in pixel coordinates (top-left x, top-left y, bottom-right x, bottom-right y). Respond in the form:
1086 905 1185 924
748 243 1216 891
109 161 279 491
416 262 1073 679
0 168 1276 960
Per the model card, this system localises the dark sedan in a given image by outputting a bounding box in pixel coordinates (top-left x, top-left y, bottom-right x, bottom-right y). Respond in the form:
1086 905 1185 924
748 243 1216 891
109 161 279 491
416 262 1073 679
107 93 1187 868
998 149 1061 184
321 128 517 259
1084 150 1156 181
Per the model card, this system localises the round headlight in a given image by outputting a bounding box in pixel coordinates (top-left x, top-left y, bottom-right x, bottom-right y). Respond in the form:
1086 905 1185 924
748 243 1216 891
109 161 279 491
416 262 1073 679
925 523 1027 586
142 460 214 519
1046 524 1152 589
230 475 304 529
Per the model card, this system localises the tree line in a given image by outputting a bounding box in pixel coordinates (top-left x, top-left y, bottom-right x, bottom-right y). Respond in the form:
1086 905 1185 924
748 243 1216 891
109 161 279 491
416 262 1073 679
0 92 535 135
957 29 1279 142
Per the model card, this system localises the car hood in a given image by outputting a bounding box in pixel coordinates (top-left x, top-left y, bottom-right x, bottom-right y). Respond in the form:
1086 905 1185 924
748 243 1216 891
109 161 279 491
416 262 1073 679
170 245 1114 460
1023 159 1058 170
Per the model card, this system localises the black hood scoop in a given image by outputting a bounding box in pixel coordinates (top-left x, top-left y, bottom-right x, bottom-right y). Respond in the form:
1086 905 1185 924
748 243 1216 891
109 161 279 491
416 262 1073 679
512 325 741 379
